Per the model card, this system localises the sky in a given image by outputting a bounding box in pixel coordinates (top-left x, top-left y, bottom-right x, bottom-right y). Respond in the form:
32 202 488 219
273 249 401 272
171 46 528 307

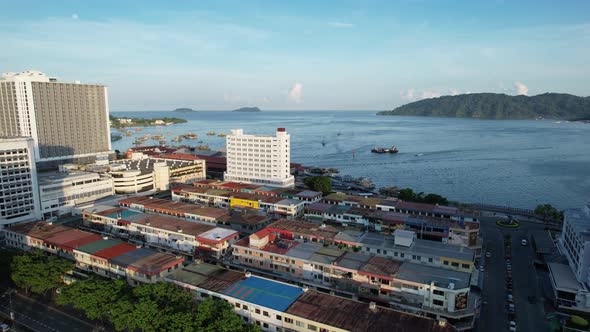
1 0 589 111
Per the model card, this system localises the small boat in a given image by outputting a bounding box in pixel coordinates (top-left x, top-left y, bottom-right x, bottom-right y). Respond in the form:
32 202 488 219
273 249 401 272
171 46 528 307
206 131 216 136
371 146 399 154
172 136 182 142
197 144 210 151
218 133 227 137
183 132 198 139
135 127 142 131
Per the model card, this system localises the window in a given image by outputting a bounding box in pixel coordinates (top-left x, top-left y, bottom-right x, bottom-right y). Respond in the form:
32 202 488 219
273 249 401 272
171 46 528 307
263 311 269 317
433 299 444 306
242 305 248 310
296 321 305 327
255 308 261 314
234 303 240 308
462 263 470 269
308 324 317 331
451 262 459 267
263 323 269 328
276 314 282 321
285 317 294 324
433 289 444 296
443 260 449 265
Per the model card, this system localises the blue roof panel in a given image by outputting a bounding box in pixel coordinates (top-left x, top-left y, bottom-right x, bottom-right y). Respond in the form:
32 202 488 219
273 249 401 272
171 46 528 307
222 276 304 312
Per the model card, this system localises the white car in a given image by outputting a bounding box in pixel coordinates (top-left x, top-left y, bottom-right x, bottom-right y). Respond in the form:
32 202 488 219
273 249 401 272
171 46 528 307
485 252 492 258
521 239 528 246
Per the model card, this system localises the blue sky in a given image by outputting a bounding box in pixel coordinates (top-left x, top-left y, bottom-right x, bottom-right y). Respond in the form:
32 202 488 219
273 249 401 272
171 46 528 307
1 0 589 111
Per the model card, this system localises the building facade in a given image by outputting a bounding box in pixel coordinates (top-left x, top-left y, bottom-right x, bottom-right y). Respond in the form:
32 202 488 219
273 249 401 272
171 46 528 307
0 137 41 225
558 203 590 284
0 71 112 167
224 128 294 188
38 171 114 218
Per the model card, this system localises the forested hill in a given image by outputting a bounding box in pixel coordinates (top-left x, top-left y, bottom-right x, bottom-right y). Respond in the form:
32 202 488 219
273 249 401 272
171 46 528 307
378 93 590 120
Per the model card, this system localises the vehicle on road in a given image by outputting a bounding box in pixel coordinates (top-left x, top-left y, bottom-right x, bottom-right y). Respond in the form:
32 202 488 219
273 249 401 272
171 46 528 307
521 239 528 246
0 323 9 332
485 252 492 258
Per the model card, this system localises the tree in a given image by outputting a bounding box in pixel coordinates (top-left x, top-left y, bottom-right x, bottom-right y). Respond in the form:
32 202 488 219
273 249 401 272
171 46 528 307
57 277 130 321
0 248 20 281
11 250 74 295
534 204 563 222
397 188 449 205
304 176 332 195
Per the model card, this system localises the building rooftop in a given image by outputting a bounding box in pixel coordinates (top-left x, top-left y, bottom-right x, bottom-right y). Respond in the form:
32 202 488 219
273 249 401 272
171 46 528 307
286 291 457 332
167 263 245 292
396 262 471 289
222 276 304 312
38 171 103 186
267 219 342 240
359 232 474 262
109 248 154 268
197 227 239 243
548 262 584 292
118 196 231 220
6 222 70 241
75 239 136 259
125 214 216 237
219 212 270 226
45 229 103 251
127 251 184 275
295 190 323 198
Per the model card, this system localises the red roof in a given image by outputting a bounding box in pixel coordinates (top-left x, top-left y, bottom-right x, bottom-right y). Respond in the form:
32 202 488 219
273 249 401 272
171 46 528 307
94 243 138 259
45 230 103 251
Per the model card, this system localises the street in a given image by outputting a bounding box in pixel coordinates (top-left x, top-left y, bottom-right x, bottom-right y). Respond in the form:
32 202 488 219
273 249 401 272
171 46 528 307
0 292 99 332
478 217 550 332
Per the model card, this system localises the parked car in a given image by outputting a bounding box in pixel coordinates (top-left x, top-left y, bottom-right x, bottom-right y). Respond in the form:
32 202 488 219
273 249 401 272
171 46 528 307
521 239 528 246
485 252 492 258
0 323 9 332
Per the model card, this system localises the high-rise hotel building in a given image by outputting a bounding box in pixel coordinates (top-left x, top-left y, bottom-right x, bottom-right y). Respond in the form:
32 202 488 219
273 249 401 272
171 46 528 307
0 137 41 225
224 128 295 188
0 70 112 168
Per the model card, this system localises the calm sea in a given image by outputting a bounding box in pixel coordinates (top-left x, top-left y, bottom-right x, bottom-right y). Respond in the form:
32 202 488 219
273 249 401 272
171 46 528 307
111 111 590 209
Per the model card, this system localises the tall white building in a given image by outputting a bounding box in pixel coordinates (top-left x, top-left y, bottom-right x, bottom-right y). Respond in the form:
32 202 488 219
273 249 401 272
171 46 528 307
559 203 590 284
0 137 41 225
0 70 112 168
224 128 295 188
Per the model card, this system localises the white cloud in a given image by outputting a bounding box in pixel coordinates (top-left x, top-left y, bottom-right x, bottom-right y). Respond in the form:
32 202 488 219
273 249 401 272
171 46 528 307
400 88 447 101
514 81 528 95
288 82 303 103
71 13 79 20
328 22 354 28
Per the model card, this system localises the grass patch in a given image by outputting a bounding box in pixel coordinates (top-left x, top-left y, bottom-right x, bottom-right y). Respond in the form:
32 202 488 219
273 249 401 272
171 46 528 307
496 220 520 228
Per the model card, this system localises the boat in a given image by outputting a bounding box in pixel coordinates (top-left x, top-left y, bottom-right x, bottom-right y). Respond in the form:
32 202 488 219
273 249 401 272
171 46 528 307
172 136 182 142
206 131 216 136
135 127 142 131
196 144 210 151
159 139 167 145
183 132 198 139
371 146 399 154
218 133 227 137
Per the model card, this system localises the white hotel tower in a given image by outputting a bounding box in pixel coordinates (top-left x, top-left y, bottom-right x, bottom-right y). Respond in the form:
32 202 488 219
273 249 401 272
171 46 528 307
224 128 295 188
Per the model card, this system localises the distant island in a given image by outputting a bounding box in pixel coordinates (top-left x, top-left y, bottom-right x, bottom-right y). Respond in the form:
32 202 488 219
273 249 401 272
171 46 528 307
378 93 590 120
173 108 197 113
109 115 187 128
232 107 261 112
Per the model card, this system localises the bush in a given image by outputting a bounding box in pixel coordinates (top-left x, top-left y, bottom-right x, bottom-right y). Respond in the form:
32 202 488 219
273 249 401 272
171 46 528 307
303 176 332 195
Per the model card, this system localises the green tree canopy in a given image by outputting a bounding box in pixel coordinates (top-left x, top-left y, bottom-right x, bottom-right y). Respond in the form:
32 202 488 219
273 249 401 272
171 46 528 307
10 250 74 295
397 188 449 205
534 204 564 222
304 176 332 195
57 279 260 332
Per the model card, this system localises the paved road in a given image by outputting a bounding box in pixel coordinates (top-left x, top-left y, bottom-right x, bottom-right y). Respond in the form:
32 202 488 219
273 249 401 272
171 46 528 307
478 217 550 332
0 292 98 332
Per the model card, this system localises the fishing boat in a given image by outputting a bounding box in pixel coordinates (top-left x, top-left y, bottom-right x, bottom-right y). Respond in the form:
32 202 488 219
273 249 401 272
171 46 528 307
183 132 198 139
371 146 399 154
218 133 227 137
172 136 182 142
196 144 210 151
206 131 216 136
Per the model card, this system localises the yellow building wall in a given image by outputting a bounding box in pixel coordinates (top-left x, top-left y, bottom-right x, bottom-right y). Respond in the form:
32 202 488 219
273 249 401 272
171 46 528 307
230 198 259 209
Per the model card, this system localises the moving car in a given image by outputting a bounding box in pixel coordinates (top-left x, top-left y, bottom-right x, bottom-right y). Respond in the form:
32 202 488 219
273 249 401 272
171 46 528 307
521 239 528 246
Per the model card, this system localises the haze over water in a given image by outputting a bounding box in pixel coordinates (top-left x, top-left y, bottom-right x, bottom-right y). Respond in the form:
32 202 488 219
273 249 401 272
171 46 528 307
112 111 590 209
